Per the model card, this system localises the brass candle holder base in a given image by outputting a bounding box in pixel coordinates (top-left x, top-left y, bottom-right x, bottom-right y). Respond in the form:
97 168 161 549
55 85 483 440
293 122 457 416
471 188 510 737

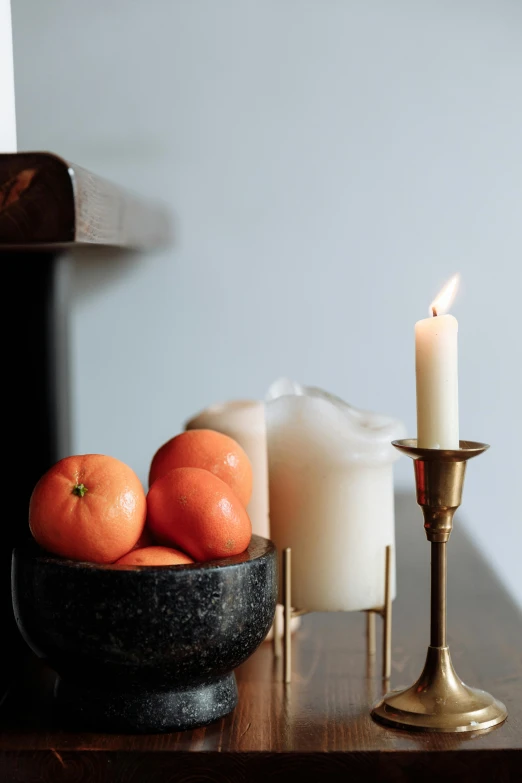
371 439 508 734
372 645 507 733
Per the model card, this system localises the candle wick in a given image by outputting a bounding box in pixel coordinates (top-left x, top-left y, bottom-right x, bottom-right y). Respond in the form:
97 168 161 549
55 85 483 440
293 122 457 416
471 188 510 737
432 306 438 317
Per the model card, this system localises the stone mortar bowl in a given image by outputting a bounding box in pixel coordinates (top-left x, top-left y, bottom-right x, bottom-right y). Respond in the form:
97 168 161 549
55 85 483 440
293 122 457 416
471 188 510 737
12 534 277 733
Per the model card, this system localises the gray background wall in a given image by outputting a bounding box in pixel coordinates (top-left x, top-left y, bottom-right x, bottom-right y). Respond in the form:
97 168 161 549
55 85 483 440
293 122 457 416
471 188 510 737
12 0 522 604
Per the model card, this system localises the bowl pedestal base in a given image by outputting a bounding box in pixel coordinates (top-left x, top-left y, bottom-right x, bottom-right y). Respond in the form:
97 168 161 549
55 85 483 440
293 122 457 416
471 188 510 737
54 672 238 733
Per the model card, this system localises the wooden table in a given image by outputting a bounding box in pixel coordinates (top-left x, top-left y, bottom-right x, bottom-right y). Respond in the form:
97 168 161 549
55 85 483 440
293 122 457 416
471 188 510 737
0 493 520 782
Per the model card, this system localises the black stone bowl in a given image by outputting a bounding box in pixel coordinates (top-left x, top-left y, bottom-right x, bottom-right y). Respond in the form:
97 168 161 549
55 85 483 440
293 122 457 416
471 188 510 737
12 535 277 733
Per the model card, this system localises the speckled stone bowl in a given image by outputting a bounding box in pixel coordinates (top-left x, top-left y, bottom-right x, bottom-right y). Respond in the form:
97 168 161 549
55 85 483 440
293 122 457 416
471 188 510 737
12 534 277 733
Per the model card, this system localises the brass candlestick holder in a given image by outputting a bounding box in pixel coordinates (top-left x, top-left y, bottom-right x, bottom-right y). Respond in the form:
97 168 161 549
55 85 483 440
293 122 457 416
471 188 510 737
371 439 508 733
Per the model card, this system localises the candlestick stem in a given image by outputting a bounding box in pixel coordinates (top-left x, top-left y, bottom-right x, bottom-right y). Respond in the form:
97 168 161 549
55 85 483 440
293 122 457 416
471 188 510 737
431 542 446 648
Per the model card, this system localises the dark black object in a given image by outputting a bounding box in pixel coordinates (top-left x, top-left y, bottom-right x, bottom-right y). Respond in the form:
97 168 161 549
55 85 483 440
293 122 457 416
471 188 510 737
12 535 277 733
1 151 171 705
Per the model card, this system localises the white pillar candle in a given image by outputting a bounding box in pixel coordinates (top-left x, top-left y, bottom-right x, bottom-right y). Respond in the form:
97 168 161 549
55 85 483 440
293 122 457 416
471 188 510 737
266 381 405 613
185 400 270 538
1 0 17 152
186 398 301 641
415 275 460 449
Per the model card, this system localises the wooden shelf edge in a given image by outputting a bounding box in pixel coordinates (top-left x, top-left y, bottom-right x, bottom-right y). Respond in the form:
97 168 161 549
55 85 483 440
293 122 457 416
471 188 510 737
0 152 171 251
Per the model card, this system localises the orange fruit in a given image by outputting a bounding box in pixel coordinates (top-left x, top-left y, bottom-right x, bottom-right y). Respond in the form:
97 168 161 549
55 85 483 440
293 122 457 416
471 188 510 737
29 454 147 564
148 429 253 507
147 467 252 561
113 546 194 566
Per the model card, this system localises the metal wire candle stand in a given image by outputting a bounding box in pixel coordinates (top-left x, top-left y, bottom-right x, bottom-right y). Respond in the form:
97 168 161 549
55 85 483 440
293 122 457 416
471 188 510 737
273 545 393 683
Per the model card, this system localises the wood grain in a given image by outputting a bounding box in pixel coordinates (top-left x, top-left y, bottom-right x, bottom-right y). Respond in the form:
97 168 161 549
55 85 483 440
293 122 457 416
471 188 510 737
0 492 520 781
0 153 171 250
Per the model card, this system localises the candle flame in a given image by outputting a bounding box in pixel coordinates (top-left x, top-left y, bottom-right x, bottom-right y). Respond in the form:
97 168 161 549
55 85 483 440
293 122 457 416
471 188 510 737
430 274 460 317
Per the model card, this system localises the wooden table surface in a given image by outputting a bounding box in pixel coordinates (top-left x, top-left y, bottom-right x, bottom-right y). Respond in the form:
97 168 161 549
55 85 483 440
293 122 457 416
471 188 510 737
1 493 520 782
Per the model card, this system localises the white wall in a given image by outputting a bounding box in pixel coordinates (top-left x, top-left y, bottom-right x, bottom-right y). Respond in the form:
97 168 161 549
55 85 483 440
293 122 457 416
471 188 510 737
13 0 522 605
0 0 17 150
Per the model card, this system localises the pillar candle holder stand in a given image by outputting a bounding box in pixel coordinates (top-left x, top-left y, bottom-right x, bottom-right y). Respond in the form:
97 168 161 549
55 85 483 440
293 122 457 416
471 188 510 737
371 439 508 733
273 545 393 683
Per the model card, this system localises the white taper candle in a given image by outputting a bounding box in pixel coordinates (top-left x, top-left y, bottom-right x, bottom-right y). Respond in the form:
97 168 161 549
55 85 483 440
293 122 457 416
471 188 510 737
415 275 460 450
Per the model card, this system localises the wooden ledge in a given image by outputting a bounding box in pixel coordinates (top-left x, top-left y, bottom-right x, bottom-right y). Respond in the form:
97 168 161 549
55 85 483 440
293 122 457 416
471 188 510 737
0 152 171 251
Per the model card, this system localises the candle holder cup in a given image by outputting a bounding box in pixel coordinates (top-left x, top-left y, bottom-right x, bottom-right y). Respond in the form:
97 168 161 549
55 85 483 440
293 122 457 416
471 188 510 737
371 439 507 733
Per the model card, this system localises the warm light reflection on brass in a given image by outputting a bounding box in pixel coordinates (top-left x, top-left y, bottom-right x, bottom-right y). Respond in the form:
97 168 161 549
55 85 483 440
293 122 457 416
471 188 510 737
371 439 507 733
